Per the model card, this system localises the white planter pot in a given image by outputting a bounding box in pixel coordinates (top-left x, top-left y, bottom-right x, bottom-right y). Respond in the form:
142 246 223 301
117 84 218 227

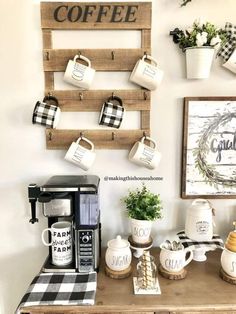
221 247 236 278
185 47 215 79
130 218 152 244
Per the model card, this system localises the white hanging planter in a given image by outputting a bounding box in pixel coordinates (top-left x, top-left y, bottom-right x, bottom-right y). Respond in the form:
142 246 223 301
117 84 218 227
130 218 153 244
185 46 215 79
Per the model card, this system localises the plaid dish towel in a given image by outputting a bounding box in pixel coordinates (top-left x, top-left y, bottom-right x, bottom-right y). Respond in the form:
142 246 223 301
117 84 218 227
218 22 236 62
177 231 224 251
15 272 97 314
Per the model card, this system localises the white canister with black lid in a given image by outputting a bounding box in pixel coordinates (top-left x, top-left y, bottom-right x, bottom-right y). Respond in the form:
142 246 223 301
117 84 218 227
185 199 215 241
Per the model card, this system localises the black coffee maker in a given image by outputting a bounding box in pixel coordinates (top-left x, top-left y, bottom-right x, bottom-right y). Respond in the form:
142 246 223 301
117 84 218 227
28 175 101 273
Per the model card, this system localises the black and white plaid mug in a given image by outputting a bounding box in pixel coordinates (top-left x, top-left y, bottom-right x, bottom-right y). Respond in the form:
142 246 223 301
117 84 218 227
32 95 61 128
99 95 125 129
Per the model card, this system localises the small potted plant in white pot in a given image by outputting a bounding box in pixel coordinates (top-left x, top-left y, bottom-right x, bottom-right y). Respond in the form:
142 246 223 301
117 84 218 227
170 19 227 79
123 184 162 244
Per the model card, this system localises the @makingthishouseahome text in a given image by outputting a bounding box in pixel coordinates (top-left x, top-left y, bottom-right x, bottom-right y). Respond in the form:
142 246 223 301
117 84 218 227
103 175 163 182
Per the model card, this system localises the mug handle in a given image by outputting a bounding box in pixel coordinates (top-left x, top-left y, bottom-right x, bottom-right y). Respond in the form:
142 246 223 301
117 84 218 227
183 248 194 267
142 54 158 67
43 95 59 107
107 95 123 107
73 54 91 68
140 136 157 149
76 136 94 151
41 228 53 246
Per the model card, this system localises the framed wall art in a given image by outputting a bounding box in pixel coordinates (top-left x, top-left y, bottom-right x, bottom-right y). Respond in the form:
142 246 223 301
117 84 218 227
182 97 236 199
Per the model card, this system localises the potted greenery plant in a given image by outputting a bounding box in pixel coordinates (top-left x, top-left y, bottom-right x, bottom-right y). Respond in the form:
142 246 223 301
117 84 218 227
123 184 162 244
170 19 227 79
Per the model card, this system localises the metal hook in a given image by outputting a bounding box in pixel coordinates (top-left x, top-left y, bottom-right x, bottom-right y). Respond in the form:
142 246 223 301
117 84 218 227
112 92 115 99
48 92 53 97
143 131 147 139
144 91 147 100
144 51 148 58
112 132 115 141
49 131 52 141
233 221 236 231
111 51 115 60
44 51 50 61
80 131 84 138
79 92 83 101
78 51 81 58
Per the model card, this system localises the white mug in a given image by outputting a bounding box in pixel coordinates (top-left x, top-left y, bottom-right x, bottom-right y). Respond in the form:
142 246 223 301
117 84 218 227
160 244 193 273
41 221 72 266
128 136 161 170
64 136 96 171
64 54 95 89
222 49 236 74
130 55 164 90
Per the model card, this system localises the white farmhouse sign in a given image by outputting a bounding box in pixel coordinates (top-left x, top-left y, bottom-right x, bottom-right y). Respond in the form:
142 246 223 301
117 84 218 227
182 97 236 199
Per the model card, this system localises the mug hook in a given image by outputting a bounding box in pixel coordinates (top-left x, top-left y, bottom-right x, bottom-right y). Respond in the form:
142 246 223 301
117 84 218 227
143 131 147 139
111 51 115 60
112 132 115 141
80 131 84 138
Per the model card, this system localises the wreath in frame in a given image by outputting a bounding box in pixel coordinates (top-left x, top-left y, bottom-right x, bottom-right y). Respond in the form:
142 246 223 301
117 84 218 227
193 111 236 188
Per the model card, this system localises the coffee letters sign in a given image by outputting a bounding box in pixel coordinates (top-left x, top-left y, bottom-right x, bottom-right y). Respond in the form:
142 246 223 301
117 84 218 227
182 97 236 198
41 2 151 29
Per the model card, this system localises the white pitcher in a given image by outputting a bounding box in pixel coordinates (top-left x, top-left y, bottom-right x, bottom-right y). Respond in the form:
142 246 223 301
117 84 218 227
185 199 214 241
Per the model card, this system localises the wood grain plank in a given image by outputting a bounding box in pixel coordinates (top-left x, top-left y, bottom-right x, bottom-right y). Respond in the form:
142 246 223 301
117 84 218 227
141 29 151 49
45 90 150 112
42 30 52 49
140 110 150 130
46 129 150 150
41 2 151 30
43 49 151 72
44 72 54 90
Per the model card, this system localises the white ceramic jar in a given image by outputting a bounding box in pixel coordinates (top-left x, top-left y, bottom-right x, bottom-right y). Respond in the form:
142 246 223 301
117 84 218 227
105 235 132 271
185 199 214 241
221 247 236 278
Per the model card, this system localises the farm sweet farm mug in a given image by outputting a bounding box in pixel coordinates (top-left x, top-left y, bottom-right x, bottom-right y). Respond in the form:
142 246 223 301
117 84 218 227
130 54 164 90
128 136 161 170
64 54 95 89
41 221 72 266
64 136 96 171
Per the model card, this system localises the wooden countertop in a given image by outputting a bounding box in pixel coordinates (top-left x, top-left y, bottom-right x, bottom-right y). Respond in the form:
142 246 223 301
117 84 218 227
21 248 236 313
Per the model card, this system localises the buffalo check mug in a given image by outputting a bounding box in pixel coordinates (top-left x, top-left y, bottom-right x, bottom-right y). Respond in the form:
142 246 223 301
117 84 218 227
64 136 96 171
64 54 95 89
99 96 125 129
128 136 161 170
32 95 61 128
130 54 164 91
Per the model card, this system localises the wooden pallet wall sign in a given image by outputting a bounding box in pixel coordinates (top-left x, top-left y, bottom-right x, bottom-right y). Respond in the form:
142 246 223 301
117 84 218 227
40 2 152 150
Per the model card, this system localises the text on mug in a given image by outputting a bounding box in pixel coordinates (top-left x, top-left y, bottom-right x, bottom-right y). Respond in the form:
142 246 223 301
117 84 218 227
165 258 183 270
133 226 149 237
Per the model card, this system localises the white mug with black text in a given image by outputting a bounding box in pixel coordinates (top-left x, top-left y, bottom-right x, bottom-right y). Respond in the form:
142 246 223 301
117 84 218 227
130 55 164 90
160 243 193 273
64 136 96 171
41 221 72 266
64 54 95 89
128 136 161 170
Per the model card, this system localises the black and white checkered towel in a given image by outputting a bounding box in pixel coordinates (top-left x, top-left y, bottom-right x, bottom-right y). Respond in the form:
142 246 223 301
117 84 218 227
177 231 224 251
218 22 236 61
16 272 97 314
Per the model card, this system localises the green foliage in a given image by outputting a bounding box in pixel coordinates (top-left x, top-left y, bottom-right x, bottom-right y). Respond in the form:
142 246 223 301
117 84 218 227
123 184 162 221
170 20 228 52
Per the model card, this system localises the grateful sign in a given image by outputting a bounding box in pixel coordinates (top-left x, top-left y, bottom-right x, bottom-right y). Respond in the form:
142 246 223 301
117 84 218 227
41 2 151 29
182 97 236 198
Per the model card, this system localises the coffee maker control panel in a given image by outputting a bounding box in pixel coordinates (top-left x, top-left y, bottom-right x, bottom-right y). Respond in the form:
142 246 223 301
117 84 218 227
78 230 94 272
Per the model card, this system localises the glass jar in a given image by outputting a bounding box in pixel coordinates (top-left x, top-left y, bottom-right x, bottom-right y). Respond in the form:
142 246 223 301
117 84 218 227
137 253 157 289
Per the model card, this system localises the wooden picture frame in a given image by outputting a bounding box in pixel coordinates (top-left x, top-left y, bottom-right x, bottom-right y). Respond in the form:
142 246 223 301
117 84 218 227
182 97 236 199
